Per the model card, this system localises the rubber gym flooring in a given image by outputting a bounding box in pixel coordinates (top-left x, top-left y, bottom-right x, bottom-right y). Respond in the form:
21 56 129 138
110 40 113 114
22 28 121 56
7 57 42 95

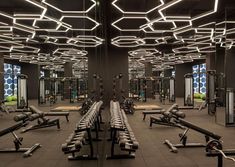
0 98 234 167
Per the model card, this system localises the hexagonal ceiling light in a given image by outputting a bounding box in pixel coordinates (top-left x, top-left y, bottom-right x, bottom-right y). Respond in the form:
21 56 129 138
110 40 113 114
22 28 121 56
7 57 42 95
42 0 96 13
112 0 164 14
111 36 145 47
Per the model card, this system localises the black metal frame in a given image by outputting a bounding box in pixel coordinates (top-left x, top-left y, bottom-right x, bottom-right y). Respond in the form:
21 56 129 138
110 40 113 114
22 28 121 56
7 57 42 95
17 74 28 109
184 73 194 106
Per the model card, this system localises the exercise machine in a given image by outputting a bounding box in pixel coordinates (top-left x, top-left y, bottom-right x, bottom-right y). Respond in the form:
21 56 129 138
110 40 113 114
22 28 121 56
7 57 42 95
0 121 40 157
38 77 58 106
178 73 207 110
184 73 194 106
169 77 176 102
164 118 221 153
17 74 28 109
216 88 235 126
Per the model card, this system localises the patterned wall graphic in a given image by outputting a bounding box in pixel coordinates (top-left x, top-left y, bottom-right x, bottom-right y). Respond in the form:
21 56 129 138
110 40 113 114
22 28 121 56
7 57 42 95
4 63 21 97
192 63 206 94
199 64 206 94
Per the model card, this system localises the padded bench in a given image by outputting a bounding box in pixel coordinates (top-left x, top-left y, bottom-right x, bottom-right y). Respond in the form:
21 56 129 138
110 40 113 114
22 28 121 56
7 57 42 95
30 105 70 122
142 110 164 120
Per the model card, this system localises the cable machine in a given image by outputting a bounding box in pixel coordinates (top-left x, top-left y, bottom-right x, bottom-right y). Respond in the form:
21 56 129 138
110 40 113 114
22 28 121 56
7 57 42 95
184 73 194 106
17 74 28 109
169 76 176 102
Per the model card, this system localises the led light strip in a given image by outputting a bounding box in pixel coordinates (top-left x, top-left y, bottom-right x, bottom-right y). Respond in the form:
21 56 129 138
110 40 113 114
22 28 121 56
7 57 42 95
112 36 145 47
42 0 96 13
24 0 47 19
112 16 150 31
59 15 100 31
158 0 183 20
112 0 164 14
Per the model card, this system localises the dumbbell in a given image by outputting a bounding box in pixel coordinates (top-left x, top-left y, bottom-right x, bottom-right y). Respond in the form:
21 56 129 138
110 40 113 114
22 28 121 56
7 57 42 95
119 139 139 149
61 140 83 152
66 132 86 143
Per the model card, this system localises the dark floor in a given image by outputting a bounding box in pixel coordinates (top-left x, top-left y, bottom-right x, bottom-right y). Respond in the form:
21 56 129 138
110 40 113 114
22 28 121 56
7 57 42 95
0 98 234 167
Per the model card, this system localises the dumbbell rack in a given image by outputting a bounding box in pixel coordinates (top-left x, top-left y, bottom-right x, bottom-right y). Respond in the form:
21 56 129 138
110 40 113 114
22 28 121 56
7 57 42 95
107 101 139 159
62 101 103 160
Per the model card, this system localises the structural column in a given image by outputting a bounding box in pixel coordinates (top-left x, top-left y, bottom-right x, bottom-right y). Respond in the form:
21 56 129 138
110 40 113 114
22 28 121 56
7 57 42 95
145 62 153 98
175 63 192 97
224 47 235 89
21 63 40 99
64 62 73 99
206 53 216 70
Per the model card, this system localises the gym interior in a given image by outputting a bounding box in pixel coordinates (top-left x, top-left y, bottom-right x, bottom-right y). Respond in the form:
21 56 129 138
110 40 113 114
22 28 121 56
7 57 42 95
0 0 235 167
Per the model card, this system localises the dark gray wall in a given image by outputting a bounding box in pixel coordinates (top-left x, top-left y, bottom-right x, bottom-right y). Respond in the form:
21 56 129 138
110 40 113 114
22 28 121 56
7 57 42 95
206 53 216 70
215 46 225 74
225 47 235 89
175 63 192 97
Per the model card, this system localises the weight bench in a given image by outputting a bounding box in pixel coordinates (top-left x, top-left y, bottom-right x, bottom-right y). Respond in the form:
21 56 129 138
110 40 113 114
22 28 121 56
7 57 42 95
164 118 221 153
0 122 41 157
30 105 70 122
14 112 60 133
142 110 163 120
149 104 185 128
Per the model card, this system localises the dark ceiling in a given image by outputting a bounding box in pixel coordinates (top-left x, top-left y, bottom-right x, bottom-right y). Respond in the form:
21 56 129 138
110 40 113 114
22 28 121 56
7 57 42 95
0 0 234 71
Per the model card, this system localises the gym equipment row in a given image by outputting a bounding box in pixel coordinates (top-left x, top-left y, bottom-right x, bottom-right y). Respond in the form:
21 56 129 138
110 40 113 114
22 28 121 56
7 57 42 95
0 121 40 157
107 101 139 159
39 77 88 105
164 118 221 153
62 101 103 160
149 103 185 129
129 76 175 103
